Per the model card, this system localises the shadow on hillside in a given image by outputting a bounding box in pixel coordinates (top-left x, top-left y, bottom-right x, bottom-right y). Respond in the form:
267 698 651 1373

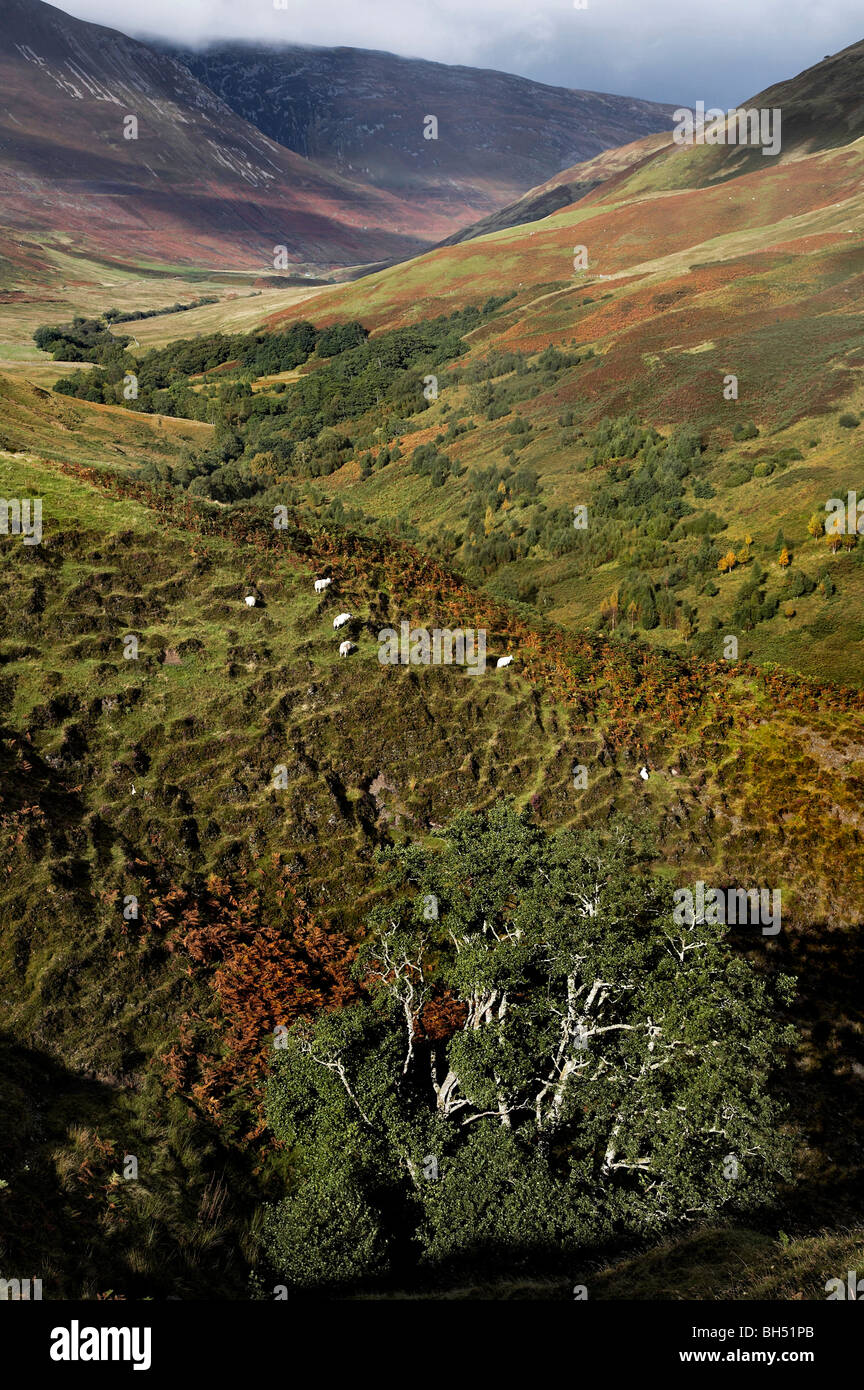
0 1035 253 1300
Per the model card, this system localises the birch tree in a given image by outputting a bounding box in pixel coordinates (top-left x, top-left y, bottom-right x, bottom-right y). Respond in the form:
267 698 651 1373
263 802 795 1286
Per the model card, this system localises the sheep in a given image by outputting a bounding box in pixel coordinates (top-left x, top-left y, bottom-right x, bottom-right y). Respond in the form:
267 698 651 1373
496 655 514 669
639 766 650 781
244 595 257 607
314 578 332 593
339 640 356 657
333 613 352 630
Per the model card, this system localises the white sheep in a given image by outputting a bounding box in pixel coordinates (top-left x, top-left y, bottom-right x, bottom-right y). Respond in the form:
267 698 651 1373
314 577 332 593
244 595 257 607
496 655 514 669
639 766 649 781
339 640 356 657
333 613 352 630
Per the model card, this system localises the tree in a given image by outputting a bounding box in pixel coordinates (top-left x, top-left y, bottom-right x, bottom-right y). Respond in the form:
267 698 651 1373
262 804 795 1288
778 547 791 568
807 514 824 539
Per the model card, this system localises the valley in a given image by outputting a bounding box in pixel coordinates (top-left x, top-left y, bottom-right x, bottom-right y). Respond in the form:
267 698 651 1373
1 0 863 1312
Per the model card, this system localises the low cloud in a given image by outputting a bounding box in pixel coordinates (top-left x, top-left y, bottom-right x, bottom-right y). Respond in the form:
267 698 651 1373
54 0 864 107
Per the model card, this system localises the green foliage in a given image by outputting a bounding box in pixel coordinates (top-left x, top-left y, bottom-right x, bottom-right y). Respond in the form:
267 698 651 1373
314 322 369 357
410 443 452 487
108 296 219 323
33 316 131 361
732 421 760 441
263 803 796 1288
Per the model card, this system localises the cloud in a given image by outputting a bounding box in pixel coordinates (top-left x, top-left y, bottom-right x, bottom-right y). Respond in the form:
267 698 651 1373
52 0 864 107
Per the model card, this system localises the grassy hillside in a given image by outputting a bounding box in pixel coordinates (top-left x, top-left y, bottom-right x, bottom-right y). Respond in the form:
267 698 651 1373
239 97 864 689
1 441 864 1296
362 1226 864 1300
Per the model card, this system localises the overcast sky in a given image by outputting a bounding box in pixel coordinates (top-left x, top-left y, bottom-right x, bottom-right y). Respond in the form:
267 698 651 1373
52 0 864 107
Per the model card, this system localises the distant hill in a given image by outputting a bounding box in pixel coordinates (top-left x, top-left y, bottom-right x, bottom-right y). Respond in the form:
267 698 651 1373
577 36 864 195
169 42 677 238
437 36 864 247
0 0 447 273
437 131 673 245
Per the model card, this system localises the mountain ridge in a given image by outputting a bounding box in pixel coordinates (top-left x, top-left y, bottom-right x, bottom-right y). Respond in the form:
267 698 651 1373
168 40 677 235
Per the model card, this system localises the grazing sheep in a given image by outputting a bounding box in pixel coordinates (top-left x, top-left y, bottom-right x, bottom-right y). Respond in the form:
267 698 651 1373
244 595 257 607
314 578 332 593
496 655 514 669
333 613 352 630
339 640 356 657
639 766 650 781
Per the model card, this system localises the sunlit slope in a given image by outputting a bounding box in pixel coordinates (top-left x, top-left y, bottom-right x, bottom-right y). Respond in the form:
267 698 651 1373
437 132 674 246
0 374 212 465
264 37 864 392
0 231 333 365
267 135 864 409
256 130 864 685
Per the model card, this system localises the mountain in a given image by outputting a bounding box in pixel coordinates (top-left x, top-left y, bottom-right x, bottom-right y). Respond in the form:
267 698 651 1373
398 36 864 251
169 42 677 236
0 0 444 273
749 36 864 152
570 36 864 194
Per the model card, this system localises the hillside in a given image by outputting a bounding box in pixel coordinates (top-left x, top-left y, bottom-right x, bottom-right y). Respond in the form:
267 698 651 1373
437 132 673 245
170 42 677 237
231 42 864 685
1 429 864 1297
